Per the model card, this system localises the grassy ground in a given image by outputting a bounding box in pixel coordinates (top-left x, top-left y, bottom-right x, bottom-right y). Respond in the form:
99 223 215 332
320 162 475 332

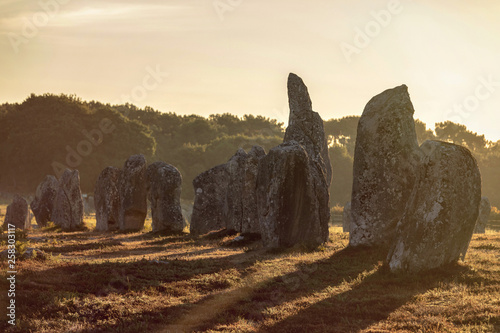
0 222 499 333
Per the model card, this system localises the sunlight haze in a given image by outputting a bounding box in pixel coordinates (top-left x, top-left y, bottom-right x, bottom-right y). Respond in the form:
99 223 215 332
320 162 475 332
1 0 499 140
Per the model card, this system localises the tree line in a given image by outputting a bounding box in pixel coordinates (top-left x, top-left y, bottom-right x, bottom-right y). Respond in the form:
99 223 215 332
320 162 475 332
0 94 498 208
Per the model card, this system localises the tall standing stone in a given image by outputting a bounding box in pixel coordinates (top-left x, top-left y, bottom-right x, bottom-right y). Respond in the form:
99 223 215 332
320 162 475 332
257 141 329 248
225 146 266 235
256 73 331 249
94 167 122 232
52 169 84 230
387 141 481 273
119 154 148 232
474 197 491 234
147 162 184 233
3 195 30 230
343 202 351 233
30 175 58 227
350 85 421 248
190 164 229 235
284 73 332 185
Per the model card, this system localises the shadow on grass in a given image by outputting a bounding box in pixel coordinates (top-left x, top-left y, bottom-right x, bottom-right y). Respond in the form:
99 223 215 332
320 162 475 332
1 237 486 333
181 246 475 333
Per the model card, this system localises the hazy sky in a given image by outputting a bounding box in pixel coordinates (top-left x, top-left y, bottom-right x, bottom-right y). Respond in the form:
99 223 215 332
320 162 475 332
1 0 499 141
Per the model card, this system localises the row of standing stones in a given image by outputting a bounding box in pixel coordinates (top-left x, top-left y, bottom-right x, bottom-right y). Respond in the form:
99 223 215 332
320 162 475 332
4 170 84 231
3 156 185 234
2 74 488 273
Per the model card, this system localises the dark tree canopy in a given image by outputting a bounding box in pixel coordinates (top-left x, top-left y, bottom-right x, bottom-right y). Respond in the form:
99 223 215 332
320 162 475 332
0 94 498 209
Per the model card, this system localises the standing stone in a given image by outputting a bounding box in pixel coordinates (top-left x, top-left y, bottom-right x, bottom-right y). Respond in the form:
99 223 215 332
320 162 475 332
83 195 95 215
52 169 84 230
474 197 491 234
225 146 266 235
241 146 266 234
30 175 58 227
147 162 184 233
190 164 229 235
350 85 421 248
225 148 248 233
387 141 482 273
94 167 122 232
284 73 332 185
256 74 331 249
343 202 351 233
3 195 30 230
256 141 329 248
119 154 148 232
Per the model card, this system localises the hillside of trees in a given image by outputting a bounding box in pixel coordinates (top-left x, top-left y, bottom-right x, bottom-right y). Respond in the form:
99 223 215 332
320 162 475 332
1 94 499 208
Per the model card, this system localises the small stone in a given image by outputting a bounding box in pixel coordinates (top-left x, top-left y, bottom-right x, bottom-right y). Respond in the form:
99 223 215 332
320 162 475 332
30 175 58 227
119 154 148 232
94 166 122 232
147 161 184 233
52 169 84 230
190 164 229 235
343 202 351 233
474 197 491 234
3 195 30 230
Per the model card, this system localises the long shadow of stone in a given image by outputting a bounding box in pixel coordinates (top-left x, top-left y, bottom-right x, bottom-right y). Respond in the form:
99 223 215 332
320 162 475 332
186 246 476 332
172 245 387 332
255 262 472 332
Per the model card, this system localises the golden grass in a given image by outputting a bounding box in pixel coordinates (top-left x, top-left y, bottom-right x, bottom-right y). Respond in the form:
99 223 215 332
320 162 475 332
0 226 499 332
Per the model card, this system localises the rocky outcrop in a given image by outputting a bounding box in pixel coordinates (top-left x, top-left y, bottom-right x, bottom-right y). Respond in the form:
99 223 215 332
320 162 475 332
350 85 421 248
343 202 351 233
119 154 148 231
94 167 121 232
147 162 184 233
3 195 30 230
225 146 266 234
52 169 84 230
387 141 481 273
256 141 329 248
190 164 229 235
30 175 58 227
474 197 491 234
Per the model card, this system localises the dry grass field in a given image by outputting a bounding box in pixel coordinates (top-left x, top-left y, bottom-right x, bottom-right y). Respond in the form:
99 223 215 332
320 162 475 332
0 215 499 332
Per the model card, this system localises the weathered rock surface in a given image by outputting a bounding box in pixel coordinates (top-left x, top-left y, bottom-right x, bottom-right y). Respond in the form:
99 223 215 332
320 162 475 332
256 74 330 249
343 202 351 233
30 175 58 227
94 167 122 232
350 85 421 248
147 162 184 233
474 197 491 234
225 146 266 234
256 141 330 248
190 164 229 235
225 148 248 233
3 195 30 230
52 169 84 230
284 73 332 185
119 154 148 231
387 140 481 273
